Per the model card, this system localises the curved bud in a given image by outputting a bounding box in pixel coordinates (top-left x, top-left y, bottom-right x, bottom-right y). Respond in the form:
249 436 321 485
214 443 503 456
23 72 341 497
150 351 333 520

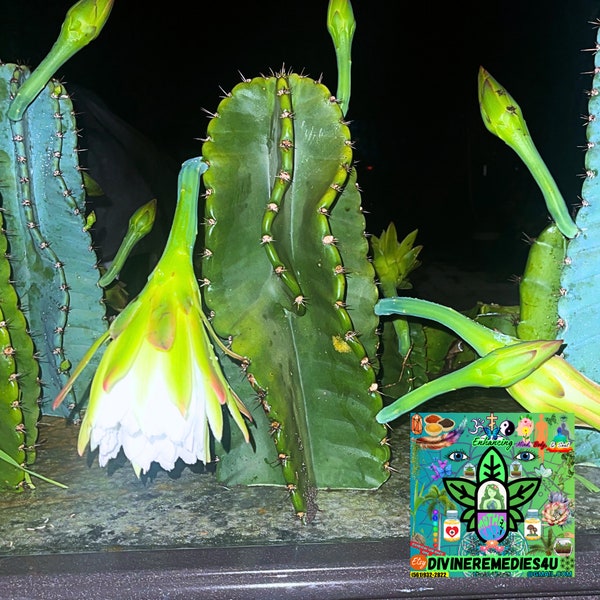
376 339 561 424
374 296 600 429
8 0 114 121
99 198 158 287
478 67 578 238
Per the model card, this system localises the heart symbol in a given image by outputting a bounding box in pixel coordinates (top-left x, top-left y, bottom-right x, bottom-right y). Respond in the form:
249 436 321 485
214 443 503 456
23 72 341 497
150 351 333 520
446 526 459 537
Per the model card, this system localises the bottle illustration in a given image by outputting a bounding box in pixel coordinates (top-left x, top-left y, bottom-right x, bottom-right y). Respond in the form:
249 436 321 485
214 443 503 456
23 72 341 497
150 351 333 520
524 509 542 540
443 509 461 543
510 460 522 478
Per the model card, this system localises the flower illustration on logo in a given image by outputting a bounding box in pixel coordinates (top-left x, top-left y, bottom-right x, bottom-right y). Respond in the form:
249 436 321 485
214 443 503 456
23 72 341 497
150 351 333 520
53 157 252 476
516 417 534 438
541 491 572 527
443 447 541 543
479 539 505 555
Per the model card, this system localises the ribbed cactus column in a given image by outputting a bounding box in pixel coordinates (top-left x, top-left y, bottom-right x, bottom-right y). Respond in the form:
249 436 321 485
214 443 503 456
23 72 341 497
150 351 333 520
200 72 390 520
558 25 600 382
0 64 108 489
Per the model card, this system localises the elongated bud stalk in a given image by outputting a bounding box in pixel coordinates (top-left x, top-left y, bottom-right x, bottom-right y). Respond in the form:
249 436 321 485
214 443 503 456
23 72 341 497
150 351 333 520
8 0 114 121
478 66 578 238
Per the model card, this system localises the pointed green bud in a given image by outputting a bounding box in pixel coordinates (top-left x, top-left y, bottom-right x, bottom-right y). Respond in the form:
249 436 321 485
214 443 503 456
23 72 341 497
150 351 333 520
467 339 562 388
327 0 356 116
98 198 157 287
375 296 600 429
478 66 577 238
478 66 528 143
8 0 114 121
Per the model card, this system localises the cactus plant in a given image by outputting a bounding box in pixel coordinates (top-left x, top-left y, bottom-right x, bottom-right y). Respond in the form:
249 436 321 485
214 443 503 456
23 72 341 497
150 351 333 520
199 70 390 520
3 0 600 524
0 0 114 491
0 0 391 520
372 22 600 443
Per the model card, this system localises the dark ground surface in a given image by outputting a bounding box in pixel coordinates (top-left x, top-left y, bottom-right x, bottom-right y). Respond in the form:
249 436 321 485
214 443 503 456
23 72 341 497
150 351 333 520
1 387 598 557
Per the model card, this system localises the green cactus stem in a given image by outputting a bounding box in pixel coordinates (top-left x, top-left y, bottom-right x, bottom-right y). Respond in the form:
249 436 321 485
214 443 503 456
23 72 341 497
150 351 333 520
200 71 389 521
517 223 566 341
0 208 40 490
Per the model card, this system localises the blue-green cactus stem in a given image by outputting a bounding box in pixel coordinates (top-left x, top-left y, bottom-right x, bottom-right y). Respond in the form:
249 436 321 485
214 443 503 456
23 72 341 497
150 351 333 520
10 76 76 396
517 223 566 341
0 64 108 419
558 26 600 383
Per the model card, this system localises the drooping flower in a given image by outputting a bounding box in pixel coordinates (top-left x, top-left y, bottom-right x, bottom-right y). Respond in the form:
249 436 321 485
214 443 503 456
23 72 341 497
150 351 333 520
53 157 252 476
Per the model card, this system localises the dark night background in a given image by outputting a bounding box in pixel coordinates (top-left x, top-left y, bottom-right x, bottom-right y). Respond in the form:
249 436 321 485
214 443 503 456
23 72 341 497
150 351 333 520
2 0 600 278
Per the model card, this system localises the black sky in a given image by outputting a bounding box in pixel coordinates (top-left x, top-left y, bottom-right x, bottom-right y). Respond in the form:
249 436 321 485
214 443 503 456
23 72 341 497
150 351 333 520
2 1 600 274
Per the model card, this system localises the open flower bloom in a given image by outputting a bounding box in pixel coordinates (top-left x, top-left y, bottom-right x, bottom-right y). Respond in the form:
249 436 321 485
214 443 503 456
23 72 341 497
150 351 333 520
53 157 251 476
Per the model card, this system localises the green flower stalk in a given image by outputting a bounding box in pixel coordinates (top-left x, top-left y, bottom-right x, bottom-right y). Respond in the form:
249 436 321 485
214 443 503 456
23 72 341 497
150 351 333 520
375 297 600 430
327 0 356 116
478 66 578 239
53 157 252 476
8 0 114 121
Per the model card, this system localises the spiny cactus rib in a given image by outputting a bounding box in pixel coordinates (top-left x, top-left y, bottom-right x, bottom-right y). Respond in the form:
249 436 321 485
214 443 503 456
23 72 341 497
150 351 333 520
517 223 566 341
201 72 389 521
0 209 40 490
259 77 306 315
0 65 107 419
10 77 72 378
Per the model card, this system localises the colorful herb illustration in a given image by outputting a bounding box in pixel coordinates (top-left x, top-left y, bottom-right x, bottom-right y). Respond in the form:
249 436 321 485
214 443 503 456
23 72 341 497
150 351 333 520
444 447 541 542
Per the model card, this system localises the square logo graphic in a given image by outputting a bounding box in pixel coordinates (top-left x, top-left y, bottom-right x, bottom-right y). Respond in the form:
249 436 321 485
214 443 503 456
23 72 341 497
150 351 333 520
409 411 575 578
